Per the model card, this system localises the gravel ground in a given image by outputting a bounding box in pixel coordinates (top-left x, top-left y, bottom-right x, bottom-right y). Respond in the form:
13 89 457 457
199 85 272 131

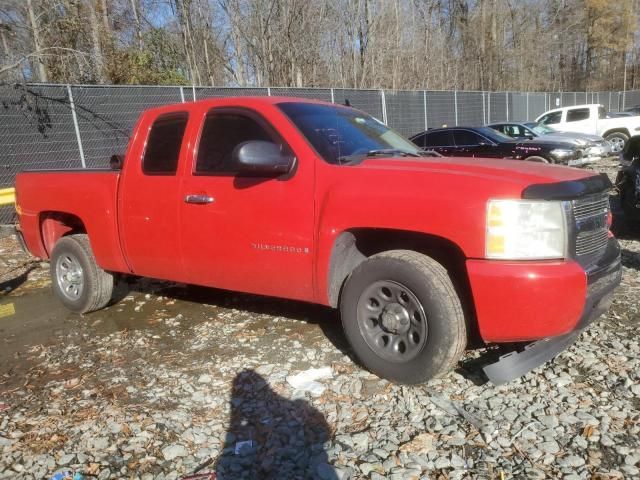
1 158 640 479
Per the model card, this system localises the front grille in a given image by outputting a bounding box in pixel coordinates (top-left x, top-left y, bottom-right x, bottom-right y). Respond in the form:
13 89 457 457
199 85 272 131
576 229 609 256
571 194 610 268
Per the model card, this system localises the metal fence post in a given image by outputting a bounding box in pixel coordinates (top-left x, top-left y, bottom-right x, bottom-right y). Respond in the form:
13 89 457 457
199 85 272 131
487 92 491 123
526 92 529 120
505 92 509 121
330 88 335 104
380 90 388 124
423 90 428 131
267 87 272 96
179 86 185 103
454 90 458 125
482 91 486 124
66 85 86 168
192 85 196 101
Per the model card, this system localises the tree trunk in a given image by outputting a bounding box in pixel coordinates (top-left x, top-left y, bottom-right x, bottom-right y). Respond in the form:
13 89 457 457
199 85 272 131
87 0 107 83
26 0 47 82
129 0 144 50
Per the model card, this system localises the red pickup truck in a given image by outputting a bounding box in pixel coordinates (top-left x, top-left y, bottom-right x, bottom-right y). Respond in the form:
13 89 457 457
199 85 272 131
15 97 621 385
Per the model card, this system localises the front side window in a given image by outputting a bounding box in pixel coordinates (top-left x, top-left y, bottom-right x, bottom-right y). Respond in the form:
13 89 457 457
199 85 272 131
196 111 278 174
567 108 590 122
539 111 562 125
503 125 523 137
508 125 528 136
143 112 189 175
453 130 482 145
278 102 420 164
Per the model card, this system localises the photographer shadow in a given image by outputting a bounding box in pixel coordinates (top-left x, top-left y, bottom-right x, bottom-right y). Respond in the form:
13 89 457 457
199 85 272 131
214 369 337 480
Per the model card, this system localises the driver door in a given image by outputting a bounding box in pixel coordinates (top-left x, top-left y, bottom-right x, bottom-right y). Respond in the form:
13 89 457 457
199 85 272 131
178 107 315 301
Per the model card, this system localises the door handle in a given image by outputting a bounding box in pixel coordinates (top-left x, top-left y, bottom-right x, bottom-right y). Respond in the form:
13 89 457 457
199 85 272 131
184 194 215 204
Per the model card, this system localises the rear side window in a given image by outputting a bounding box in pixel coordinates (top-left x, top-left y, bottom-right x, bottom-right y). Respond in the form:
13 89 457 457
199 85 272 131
424 130 454 147
411 133 426 148
567 108 590 122
539 111 562 125
453 130 482 146
143 112 189 175
196 112 276 174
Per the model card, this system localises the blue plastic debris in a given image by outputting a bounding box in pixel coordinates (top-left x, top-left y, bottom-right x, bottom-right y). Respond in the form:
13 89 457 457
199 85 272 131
49 472 84 480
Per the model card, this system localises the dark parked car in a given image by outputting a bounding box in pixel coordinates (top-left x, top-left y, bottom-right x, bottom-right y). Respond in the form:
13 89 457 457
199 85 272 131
409 127 584 165
488 122 611 162
625 105 640 116
615 135 640 221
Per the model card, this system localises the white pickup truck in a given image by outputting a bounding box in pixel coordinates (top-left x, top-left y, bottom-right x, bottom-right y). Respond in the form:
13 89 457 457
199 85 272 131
536 104 640 153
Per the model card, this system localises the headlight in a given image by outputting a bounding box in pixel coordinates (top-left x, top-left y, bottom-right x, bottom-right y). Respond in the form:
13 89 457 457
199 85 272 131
486 199 567 260
550 148 576 159
573 139 588 146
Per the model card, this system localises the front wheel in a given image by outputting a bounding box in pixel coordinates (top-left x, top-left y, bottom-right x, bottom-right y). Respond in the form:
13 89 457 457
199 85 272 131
340 250 467 384
50 234 114 313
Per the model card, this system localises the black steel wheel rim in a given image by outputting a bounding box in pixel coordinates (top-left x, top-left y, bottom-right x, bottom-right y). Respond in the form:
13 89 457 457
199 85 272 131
356 280 428 363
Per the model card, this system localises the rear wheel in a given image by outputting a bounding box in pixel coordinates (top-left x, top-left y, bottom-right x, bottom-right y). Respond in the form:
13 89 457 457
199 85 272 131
340 250 467 384
605 132 629 154
50 234 114 313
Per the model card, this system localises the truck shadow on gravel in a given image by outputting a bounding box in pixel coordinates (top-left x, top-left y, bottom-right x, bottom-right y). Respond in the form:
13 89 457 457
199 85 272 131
116 277 517 387
213 369 338 480
116 276 353 358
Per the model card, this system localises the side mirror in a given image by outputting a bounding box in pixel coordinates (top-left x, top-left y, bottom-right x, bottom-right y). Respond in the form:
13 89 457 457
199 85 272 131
233 140 293 175
110 154 124 170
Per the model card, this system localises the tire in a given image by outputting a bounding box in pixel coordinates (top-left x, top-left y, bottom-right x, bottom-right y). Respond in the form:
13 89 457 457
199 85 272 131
50 234 114 313
339 250 467 384
524 155 550 163
605 132 629 154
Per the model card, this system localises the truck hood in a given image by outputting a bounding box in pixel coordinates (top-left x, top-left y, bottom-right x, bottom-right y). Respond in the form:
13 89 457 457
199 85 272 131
356 156 598 194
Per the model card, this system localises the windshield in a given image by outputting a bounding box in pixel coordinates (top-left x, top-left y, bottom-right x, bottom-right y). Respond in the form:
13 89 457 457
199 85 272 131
524 122 556 135
277 102 421 164
476 126 514 143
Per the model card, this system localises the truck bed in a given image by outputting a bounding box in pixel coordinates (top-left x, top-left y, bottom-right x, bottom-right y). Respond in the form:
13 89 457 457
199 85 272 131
15 169 129 273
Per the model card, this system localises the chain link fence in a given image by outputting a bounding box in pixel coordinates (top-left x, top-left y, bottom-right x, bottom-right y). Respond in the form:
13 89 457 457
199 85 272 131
1 83 639 223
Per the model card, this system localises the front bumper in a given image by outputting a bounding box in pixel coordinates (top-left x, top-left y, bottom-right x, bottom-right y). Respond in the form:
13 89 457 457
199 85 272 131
473 239 621 384
467 238 621 342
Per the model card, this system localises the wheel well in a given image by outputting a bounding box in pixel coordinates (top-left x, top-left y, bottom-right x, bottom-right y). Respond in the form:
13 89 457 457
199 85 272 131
602 128 630 138
40 212 87 257
327 228 478 342
329 227 470 306
524 155 549 162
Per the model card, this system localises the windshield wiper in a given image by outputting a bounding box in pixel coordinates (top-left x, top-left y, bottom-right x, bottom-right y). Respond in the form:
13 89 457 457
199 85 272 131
365 149 422 157
418 149 443 157
337 149 421 164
